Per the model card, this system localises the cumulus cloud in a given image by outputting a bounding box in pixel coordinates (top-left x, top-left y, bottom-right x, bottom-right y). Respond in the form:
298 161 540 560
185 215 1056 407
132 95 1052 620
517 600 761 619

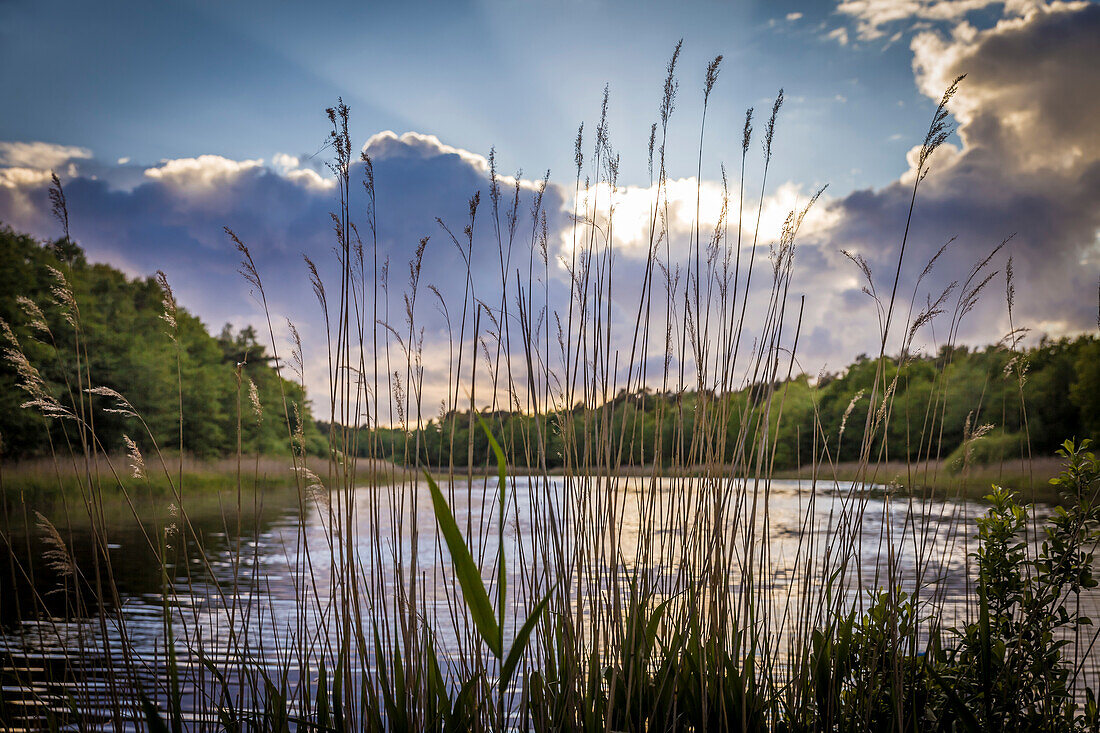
143 154 265 191
271 153 334 191
364 131 492 174
0 167 54 189
835 0 1048 40
812 0 1100 360
0 141 92 169
0 131 568 417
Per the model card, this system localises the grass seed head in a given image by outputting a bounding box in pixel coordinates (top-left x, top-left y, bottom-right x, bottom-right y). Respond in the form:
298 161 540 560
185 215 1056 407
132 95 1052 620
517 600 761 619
124 434 146 479
35 512 75 588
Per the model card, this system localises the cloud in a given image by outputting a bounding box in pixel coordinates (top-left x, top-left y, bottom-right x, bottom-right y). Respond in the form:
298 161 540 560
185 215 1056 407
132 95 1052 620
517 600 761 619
143 154 265 191
813 1 1100 357
0 4 1094 414
0 131 569 418
826 26 850 45
0 167 54 189
786 12 804 21
564 178 837 265
834 0 1050 40
0 141 92 169
271 152 335 191
364 131 492 176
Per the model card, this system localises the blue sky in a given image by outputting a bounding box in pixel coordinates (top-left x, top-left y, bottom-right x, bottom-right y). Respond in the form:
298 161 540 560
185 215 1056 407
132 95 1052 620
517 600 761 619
2 0 1097 413
3 0 952 190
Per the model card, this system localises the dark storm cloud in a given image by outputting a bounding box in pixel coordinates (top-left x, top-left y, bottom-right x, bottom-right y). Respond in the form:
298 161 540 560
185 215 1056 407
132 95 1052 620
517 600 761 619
812 2 1100 354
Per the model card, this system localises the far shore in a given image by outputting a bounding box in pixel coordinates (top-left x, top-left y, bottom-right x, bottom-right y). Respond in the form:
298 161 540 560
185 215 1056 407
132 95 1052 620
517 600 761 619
774 456 1064 505
424 455 1067 505
2 452 1066 509
0 452 411 502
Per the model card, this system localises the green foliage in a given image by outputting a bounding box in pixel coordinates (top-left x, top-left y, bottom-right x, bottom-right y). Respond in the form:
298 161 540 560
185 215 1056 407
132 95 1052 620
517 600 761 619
355 338 1098 473
945 429 1026 474
931 440 1100 730
424 468 502 657
1071 340 1100 438
0 226 322 460
423 420 554 727
808 591 937 732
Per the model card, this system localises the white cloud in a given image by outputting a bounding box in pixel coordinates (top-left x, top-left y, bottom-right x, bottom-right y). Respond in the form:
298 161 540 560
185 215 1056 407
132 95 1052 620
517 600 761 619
835 0 1050 40
271 152 300 172
144 154 264 191
0 141 92 170
0 167 54 189
826 26 850 45
363 130 548 194
897 142 960 185
364 130 491 174
786 11 804 21
272 152 335 191
0 168 56 227
284 168 333 191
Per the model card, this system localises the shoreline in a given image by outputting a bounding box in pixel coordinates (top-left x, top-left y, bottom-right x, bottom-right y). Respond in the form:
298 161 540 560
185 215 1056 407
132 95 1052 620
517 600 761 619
2 452 1066 509
424 456 1066 504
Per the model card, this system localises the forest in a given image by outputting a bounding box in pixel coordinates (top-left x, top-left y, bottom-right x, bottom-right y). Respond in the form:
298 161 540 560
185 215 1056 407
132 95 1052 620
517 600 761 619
355 331 1098 473
3 225 1096 476
0 226 324 461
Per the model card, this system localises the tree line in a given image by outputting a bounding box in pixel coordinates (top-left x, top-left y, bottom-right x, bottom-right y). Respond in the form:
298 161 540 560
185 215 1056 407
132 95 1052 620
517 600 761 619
355 337 1099 472
0 226 324 460
3 224 1095 471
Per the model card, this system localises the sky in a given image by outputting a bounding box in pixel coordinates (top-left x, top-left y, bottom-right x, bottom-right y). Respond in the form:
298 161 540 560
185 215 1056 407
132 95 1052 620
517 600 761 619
2 0 1098 418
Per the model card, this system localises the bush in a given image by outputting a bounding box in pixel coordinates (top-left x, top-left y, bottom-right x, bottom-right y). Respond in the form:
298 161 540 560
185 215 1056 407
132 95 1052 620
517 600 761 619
946 428 1025 473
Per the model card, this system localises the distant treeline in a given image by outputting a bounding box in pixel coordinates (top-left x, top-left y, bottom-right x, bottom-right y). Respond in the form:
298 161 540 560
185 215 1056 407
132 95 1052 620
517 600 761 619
351 336 1099 472
3 225 1096 471
0 227 324 459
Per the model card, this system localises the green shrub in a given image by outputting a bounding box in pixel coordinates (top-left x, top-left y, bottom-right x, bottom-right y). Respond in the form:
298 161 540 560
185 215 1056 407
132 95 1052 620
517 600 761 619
946 428 1026 473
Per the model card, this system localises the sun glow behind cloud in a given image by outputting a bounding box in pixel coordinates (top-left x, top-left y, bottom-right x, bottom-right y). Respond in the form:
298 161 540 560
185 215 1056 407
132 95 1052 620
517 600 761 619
561 178 839 265
0 0 1095 418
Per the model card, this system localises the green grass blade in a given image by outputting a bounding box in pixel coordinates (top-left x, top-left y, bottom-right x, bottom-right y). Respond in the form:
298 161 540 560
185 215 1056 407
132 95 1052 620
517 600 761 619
373 627 402 728
316 658 330 731
424 469 502 656
500 590 553 690
646 597 674 649
477 413 508 653
139 690 171 733
925 660 982 732
426 636 454 726
197 651 240 731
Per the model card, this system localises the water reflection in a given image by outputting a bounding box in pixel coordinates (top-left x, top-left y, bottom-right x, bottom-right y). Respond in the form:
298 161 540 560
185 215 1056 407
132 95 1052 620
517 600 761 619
1 478 1095 729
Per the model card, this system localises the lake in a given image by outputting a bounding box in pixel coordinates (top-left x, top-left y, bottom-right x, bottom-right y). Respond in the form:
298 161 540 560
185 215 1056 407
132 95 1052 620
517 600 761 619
3 476 1097 729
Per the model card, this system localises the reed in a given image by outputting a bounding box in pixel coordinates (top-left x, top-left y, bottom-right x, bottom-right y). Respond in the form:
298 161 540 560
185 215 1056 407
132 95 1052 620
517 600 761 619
2 43 1098 732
